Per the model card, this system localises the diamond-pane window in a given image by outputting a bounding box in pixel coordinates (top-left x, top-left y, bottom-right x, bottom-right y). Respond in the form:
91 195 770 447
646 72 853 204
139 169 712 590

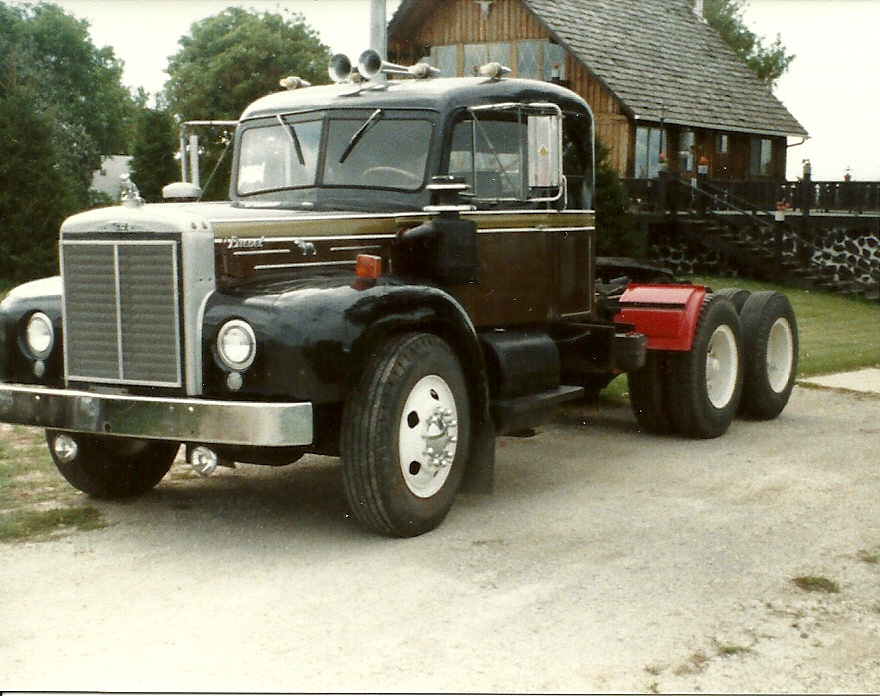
463 44 486 76
487 42 510 67
544 41 566 80
517 40 541 79
433 44 458 76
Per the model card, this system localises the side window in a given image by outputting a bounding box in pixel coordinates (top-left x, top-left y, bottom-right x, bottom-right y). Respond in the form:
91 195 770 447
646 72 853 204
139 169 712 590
448 115 527 201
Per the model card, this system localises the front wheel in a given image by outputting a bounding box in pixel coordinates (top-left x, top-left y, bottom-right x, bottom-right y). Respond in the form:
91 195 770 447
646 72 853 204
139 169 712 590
46 431 178 499
340 333 470 537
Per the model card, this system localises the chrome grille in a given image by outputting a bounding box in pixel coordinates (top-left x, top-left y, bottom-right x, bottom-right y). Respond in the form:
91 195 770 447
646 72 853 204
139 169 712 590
61 238 183 388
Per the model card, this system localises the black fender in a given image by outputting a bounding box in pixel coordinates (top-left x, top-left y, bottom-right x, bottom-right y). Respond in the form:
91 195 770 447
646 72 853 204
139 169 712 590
0 277 64 386
202 276 495 491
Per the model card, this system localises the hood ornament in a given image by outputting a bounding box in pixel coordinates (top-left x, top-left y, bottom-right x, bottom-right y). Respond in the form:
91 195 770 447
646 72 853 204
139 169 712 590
119 174 144 208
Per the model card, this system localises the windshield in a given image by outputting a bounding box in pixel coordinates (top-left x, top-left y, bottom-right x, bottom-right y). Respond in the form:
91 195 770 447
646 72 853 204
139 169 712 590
236 110 434 197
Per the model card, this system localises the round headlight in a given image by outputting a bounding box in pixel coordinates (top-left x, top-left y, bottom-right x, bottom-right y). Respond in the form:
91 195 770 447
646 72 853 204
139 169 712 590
25 312 54 359
216 320 257 371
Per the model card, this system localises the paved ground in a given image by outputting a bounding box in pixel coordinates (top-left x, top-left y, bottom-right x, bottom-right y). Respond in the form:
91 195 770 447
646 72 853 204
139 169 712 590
799 367 880 394
1 376 879 693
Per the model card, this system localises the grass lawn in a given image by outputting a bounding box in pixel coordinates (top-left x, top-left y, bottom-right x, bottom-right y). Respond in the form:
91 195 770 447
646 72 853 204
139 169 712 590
691 275 880 377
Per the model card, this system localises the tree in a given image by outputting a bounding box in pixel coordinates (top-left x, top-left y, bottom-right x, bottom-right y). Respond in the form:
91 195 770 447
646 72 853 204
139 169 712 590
164 7 331 199
699 0 794 86
594 139 641 257
0 3 136 280
129 105 180 203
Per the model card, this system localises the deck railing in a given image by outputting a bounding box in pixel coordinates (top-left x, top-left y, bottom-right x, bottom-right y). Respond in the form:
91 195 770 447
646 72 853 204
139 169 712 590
624 177 880 214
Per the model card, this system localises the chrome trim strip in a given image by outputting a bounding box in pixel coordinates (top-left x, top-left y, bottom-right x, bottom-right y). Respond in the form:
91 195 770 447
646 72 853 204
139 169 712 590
330 245 382 252
0 384 313 447
232 248 292 256
254 260 354 271
209 209 593 225
112 245 124 380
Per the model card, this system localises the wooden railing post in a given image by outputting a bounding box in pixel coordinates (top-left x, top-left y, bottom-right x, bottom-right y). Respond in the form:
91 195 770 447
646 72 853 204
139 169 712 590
774 204 785 282
656 168 668 214
799 161 813 266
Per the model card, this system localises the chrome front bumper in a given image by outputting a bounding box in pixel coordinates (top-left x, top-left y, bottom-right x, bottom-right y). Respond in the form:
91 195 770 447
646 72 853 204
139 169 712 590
0 384 313 447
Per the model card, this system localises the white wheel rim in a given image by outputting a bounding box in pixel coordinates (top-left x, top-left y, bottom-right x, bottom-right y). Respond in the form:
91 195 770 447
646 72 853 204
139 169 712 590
766 317 794 393
705 324 738 409
398 374 459 499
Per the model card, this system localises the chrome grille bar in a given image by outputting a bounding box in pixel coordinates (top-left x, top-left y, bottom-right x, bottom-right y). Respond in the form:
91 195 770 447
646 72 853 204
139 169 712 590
61 238 183 389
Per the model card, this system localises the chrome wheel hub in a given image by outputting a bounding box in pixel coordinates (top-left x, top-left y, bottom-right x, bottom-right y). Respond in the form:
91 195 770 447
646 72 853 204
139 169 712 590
766 317 794 393
398 375 459 498
705 324 738 409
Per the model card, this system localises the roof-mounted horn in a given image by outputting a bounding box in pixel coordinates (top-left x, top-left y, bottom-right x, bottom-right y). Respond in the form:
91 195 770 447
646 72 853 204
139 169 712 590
328 50 439 84
329 53 354 83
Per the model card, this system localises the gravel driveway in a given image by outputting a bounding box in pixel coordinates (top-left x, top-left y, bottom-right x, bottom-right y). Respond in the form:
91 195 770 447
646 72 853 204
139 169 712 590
1 383 878 693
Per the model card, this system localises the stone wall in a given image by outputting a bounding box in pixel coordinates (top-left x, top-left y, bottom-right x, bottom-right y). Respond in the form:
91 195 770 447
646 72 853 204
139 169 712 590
646 221 879 297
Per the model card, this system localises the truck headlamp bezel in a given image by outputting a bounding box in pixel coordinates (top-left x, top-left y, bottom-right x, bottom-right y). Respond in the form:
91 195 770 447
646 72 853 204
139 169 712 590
216 319 257 372
24 312 55 360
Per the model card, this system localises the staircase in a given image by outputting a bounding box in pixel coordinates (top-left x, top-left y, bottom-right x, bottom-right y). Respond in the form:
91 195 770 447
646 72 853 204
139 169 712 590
671 182 880 303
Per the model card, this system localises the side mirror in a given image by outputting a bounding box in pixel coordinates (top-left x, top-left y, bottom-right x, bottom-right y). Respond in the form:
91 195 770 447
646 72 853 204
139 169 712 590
527 114 562 190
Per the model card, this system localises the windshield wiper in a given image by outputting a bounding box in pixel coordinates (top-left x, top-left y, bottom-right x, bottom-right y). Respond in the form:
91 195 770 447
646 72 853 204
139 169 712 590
338 109 383 164
277 114 305 165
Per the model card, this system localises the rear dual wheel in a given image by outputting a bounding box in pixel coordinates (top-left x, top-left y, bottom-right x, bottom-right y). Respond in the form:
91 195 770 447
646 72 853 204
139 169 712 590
739 291 798 419
630 294 744 439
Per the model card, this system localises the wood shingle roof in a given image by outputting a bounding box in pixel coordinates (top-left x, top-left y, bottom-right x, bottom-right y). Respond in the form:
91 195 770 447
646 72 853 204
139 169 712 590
390 0 808 139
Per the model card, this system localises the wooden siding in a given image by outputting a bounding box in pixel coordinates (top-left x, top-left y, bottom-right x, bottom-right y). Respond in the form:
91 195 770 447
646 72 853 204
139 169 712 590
389 0 545 50
388 0 632 176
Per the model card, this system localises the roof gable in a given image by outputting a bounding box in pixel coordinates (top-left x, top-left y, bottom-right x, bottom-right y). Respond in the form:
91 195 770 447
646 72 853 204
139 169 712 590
390 0 807 138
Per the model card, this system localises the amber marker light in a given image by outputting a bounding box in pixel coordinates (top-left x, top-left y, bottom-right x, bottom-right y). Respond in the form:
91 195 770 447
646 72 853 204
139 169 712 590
355 254 382 279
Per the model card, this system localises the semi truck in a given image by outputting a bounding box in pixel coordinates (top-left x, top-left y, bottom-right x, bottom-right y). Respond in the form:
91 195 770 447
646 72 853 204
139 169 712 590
0 51 798 536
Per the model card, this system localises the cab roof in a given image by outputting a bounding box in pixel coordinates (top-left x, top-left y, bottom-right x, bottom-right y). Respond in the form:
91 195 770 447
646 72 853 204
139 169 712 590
240 76 593 122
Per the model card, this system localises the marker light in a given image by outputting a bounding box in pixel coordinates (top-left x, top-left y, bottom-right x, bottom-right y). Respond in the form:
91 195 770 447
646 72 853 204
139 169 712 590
355 254 382 279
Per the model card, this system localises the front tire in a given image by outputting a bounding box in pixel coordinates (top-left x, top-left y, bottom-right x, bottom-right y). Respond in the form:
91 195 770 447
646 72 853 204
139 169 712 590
46 432 178 499
739 291 798 420
340 333 470 537
666 294 744 438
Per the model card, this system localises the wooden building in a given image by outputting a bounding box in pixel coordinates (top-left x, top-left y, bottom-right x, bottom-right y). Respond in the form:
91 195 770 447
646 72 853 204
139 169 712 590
387 0 808 184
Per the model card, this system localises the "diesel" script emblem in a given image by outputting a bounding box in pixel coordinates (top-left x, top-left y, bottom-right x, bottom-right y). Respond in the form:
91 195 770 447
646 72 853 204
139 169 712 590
226 236 265 249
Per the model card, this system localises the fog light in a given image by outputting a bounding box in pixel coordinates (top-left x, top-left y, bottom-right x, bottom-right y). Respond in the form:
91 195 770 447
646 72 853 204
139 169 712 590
52 434 78 464
190 446 218 477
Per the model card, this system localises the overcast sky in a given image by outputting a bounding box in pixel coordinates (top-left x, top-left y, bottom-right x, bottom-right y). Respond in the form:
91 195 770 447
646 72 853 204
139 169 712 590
35 0 880 180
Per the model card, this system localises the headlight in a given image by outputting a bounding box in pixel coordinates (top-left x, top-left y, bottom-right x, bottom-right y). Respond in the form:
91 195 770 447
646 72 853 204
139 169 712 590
216 319 257 371
25 312 54 359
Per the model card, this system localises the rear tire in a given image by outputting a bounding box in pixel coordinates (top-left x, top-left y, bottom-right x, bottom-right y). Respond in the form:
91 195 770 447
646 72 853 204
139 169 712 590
715 287 751 313
46 432 178 499
666 294 744 438
628 353 674 434
738 291 798 420
340 333 470 537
